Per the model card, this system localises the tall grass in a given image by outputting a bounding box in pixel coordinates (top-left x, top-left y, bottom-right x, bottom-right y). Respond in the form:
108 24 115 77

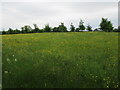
2 32 119 88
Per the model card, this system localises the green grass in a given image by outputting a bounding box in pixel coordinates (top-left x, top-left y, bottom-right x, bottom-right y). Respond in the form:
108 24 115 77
2 32 119 88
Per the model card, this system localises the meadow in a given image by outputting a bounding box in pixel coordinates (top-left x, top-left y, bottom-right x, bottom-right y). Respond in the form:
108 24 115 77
2 32 119 88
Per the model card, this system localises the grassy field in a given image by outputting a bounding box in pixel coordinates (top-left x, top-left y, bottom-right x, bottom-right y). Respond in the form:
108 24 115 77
2 32 119 88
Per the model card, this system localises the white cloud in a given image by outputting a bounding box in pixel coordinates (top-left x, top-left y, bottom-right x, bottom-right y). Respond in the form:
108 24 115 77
1 0 119 2
1 2 118 30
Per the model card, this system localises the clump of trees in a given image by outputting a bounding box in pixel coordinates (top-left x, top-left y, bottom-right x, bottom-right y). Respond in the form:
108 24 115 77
99 18 113 32
2 18 120 35
58 23 67 32
44 24 51 32
75 19 85 32
70 23 75 32
86 24 92 31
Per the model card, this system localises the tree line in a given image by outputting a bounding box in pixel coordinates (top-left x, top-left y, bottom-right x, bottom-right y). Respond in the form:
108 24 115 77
2 18 120 35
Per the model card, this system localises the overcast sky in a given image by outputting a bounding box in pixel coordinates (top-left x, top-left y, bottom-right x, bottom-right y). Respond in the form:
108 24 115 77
0 0 118 30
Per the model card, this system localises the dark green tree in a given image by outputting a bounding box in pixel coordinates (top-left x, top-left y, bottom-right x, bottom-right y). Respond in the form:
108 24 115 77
58 23 67 32
8 28 13 34
21 25 32 33
2 30 6 34
44 24 51 32
75 28 80 32
114 26 120 32
53 27 59 32
70 23 75 32
79 19 85 31
86 24 92 31
113 28 118 32
33 24 40 33
94 28 99 31
14 29 21 34
21 27 25 33
40 29 44 32
25 25 31 33
99 18 113 32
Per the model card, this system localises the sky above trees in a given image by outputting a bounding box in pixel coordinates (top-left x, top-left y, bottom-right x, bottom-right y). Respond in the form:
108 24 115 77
0 1 118 30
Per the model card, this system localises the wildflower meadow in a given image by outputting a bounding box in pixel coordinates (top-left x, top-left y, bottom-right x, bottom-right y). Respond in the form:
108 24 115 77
2 32 119 88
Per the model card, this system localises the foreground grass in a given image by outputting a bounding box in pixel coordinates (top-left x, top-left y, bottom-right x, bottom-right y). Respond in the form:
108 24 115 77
2 32 119 88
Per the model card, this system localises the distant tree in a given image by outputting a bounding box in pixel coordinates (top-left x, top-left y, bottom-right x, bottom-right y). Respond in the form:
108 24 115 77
70 23 75 32
21 25 32 33
2 18 116 35
2 30 6 34
113 28 118 32
94 28 99 31
53 27 59 32
99 18 113 32
25 25 32 33
79 19 85 31
21 27 25 33
14 29 21 34
8 28 14 34
33 24 40 33
40 29 44 32
113 26 120 32
86 24 92 31
75 28 80 32
44 24 51 32
58 23 67 32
